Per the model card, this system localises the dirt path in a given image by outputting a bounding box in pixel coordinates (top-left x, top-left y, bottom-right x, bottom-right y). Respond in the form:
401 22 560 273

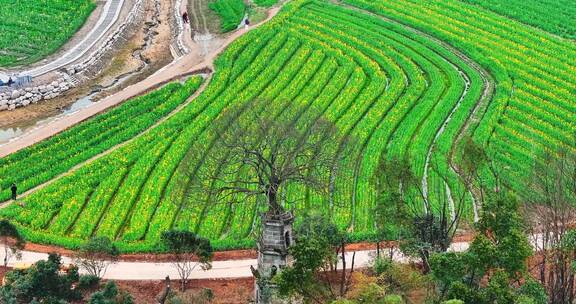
0 6 280 159
0 241 471 280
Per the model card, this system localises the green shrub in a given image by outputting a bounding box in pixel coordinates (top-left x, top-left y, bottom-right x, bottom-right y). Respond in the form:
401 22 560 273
78 275 101 290
441 300 464 304
383 295 404 304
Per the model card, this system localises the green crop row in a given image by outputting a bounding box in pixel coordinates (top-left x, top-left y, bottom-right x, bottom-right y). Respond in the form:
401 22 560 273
2 0 572 252
344 0 576 194
0 81 199 202
0 0 96 67
209 0 246 32
461 0 576 39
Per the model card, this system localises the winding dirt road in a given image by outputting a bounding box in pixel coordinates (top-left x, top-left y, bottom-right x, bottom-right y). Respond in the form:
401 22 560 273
0 242 471 280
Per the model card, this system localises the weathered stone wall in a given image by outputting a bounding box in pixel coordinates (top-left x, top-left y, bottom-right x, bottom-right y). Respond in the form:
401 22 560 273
255 212 294 304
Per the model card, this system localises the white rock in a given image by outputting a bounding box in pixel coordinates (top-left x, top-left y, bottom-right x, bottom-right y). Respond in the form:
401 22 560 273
8 104 15 111
21 99 30 106
10 90 20 99
0 104 7 111
24 92 33 99
51 81 59 87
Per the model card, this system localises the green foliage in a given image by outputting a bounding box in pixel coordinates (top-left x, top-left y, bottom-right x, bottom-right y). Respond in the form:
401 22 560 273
460 0 576 39
0 219 23 243
0 77 203 252
344 0 575 198
253 0 279 8
277 215 343 301
441 300 464 304
88 281 134 304
160 230 213 263
76 236 120 278
209 0 246 32
0 77 202 202
516 280 547 304
78 275 101 290
0 0 96 67
2 0 574 254
383 295 403 304
429 191 546 304
79 236 120 257
276 236 334 298
0 254 82 303
296 212 346 247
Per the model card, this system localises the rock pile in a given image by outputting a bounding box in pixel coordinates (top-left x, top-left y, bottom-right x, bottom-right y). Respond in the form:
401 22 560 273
0 79 72 111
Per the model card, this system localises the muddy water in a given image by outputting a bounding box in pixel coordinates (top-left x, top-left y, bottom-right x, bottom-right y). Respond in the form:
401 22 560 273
0 0 162 148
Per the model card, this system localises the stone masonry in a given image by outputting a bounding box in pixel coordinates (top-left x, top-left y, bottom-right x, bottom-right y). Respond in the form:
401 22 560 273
255 211 294 304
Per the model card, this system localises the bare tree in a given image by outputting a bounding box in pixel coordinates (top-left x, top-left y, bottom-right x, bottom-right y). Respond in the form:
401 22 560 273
525 145 576 304
75 236 119 278
161 230 213 291
186 98 344 215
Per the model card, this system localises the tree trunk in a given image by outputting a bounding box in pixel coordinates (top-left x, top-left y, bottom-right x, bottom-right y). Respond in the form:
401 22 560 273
3 237 7 267
340 242 346 296
267 182 281 214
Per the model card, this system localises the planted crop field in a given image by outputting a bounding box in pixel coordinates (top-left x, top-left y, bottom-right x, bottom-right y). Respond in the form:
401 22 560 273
0 0 96 67
0 0 574 252
461 0 576 40
209 0 246 32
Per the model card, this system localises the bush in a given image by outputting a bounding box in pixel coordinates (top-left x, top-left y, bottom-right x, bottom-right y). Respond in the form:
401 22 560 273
441 300 464 304
373 257 392 276
166 288 214 304
383 295 404 304
88 281 133 304
78 275 101 290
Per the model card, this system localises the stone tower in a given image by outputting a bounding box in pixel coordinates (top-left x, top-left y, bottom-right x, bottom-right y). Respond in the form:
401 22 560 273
254 211 294 304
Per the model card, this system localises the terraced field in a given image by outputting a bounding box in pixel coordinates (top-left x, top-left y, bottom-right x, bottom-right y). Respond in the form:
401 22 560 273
0 0 574 252
0 0 96 67
345 0 576 193
461 0 576 39
209 0 246 32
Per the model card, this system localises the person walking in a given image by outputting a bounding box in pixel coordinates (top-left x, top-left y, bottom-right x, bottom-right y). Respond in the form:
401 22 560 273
182 12 189 24
10 183 17 201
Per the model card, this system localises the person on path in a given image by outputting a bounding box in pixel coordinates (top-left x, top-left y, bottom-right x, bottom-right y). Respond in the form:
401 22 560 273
10 183 17 201
182 12 189 24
